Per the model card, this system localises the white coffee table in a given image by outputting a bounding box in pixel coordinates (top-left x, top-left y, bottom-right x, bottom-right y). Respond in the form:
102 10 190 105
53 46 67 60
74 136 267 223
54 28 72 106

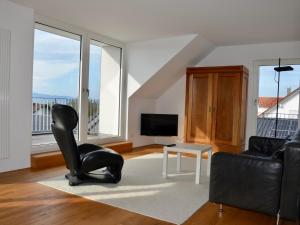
162 143 212 184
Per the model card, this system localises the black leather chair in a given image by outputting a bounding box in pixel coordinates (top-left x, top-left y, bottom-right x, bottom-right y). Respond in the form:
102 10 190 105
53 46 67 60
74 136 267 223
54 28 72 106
280 131 300 220
51 104 124 186
209 130 300 222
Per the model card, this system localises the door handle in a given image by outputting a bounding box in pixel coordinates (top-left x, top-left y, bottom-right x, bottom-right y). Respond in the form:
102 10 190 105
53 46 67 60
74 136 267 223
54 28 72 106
82 88 90 97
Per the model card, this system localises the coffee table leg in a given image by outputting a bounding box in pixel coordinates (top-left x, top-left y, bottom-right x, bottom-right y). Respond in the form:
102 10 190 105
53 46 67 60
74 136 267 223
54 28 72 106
195 152 202 184
207 149 212 176
177 152 181 172
163 149 168 178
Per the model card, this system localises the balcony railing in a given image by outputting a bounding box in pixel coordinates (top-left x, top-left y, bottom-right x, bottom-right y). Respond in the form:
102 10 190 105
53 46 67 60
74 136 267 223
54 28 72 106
32 97 99 135
258 112 298 119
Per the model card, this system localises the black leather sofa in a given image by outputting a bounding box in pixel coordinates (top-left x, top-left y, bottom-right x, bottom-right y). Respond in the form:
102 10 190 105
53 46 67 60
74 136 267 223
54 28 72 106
51 104 124 186
209 130 300 221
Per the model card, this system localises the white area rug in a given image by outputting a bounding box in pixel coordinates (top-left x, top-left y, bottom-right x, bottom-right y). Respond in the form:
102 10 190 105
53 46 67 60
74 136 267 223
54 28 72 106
38 153 209 225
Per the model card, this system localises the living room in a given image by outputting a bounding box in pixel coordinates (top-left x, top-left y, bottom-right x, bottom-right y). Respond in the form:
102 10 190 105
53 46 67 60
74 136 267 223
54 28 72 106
0 0 300 224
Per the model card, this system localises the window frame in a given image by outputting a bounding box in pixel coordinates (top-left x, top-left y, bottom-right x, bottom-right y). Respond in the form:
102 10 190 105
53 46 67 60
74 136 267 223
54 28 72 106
87 39 123 139
253 58 300 136
32 15 126 154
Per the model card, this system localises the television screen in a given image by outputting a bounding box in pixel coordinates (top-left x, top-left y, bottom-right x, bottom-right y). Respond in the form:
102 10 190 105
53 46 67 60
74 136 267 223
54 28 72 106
140 113 178 136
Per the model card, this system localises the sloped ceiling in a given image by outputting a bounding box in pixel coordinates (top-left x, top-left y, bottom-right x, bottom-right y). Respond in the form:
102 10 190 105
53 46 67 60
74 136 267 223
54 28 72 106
8 0 300 99
10 0 300 44
130 35 215 98
126 34 198 97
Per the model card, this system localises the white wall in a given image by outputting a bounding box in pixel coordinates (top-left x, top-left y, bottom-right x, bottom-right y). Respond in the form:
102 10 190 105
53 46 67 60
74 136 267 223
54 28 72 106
155 76 186 145
0 0 34 172
258 106 268 115
277 94 299 117
126 35 198 147
127 97 156 147
126 34 215 147
265 92 299 118
131 35 215 99
99 45 121 136
155 41 300 147
126 34 197 98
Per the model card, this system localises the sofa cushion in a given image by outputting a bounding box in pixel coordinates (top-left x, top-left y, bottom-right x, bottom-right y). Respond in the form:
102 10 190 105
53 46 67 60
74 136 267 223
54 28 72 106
242 150 272 159
248 136 286 157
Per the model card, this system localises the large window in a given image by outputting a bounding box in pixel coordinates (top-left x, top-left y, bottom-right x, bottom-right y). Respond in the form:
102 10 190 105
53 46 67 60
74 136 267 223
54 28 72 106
32 23 124 149
88 40 122 139
257 62 300 138
32 25 81 145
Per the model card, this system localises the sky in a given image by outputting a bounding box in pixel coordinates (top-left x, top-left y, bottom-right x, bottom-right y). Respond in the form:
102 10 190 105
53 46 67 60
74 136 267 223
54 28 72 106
259 65 300 97
33 29 101 100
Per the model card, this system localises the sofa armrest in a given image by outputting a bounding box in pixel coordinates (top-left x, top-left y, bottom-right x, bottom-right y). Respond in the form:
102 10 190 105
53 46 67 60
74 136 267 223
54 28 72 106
209 152 283 216
248 136 286 156
280 142 300 220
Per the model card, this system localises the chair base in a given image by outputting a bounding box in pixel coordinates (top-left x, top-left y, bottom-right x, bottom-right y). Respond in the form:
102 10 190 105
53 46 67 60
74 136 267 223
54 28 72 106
65 168 121 186
218 204 224 218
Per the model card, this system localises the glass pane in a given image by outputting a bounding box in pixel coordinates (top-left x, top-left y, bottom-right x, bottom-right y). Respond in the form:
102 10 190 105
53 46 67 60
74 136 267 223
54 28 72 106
87 42 101 137
87 40 122 139
32 26 81 145
257 65 300 138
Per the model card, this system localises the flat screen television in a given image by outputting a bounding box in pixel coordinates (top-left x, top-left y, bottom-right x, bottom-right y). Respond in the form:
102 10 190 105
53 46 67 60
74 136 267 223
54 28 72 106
140 113 178 136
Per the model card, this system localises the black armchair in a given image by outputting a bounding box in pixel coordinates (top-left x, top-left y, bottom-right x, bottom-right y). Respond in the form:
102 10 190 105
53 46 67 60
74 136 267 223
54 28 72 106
209 132 300 221
209 152 283 216
244 136 286 158
51 104 124 186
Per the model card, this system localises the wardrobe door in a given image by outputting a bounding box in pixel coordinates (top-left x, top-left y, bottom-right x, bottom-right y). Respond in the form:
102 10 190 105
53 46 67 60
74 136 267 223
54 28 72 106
185 73 213 143
212 72 241 147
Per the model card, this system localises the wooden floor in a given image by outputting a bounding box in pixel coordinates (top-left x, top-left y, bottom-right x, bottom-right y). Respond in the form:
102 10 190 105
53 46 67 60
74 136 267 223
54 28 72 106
0 145 295 225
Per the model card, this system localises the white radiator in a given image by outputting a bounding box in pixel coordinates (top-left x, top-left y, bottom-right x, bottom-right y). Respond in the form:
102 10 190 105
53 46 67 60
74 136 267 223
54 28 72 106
0 29 10 160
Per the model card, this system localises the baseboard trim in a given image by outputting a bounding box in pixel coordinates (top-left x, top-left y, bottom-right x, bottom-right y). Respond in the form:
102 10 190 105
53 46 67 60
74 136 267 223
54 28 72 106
31 141 133 170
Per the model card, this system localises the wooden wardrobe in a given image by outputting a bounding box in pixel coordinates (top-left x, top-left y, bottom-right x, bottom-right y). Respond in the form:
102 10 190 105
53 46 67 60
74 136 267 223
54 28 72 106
184 66 248 153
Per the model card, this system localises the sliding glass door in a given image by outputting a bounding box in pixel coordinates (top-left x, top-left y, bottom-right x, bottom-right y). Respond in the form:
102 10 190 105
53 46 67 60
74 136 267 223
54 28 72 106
257 62 300 138
32 23 124 149
87 40 122 139
32 24 81 145
87 41 101 137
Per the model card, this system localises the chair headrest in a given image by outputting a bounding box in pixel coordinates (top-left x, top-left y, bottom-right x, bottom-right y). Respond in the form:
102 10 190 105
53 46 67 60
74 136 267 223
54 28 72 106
51 104 78 130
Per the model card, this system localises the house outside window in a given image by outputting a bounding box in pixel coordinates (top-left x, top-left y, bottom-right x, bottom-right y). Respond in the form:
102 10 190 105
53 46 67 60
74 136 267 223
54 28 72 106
257 63 300 138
